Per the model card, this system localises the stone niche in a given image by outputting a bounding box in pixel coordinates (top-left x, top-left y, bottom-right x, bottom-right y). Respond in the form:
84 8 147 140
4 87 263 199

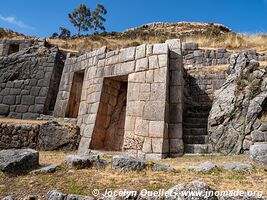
54 39 184 160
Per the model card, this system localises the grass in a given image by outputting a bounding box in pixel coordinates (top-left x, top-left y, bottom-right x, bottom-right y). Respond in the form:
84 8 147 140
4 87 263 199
0 151 266 199
0 118 47 125
45 33 267 54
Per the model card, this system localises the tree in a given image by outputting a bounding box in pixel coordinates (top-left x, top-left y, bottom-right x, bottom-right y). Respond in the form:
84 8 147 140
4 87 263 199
68 4 92 36
50 32 58 38
50 27 71 39
58 27 71 39
91 4 107 34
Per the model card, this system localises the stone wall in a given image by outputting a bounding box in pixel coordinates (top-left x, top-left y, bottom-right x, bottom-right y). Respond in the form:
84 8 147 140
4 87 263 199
0 40 64 119
54 41 184 160
0 123 39 149
0 39 44 57
182 42 267 69
0 121 80 150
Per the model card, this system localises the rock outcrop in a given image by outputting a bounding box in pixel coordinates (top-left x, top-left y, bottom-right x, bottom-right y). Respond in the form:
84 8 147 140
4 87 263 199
208 53 267 154
0 148 39 176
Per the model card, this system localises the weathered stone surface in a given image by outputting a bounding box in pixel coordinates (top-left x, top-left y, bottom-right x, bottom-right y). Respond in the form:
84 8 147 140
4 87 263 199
165 180 217 200
220 162 252 170
2 196 15 200
0 149 39 176
65 155 93 169
46 190 66 200
189 161 216 172
112 155 147 172
38 121 80 151
152 163 175 172
249 143 267 166
30 164 60 174
208 53 267 154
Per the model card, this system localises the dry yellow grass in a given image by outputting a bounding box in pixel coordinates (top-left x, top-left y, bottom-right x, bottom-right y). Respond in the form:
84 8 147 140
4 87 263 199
46 33 267 54
0 151 266 199
0 118 47 125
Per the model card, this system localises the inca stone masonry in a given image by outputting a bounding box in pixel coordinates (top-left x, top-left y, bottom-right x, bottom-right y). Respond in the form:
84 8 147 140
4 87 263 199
0 38 267 159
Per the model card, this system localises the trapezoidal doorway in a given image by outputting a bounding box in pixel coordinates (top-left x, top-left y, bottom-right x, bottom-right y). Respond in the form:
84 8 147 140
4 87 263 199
90 76 128 151
66 70 85 118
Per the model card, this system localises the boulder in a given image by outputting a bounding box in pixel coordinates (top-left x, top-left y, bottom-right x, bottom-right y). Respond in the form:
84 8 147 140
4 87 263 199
208 53 267 154
38 121 80 151
165 180 217 200
152 163 175 172
0 149 39 176
219 162 252 171
30 164 60 174
65 155 93 169
189 161 216 172
46 190 66 200
112 155 147 172
249 143 267 166
2 196 15 200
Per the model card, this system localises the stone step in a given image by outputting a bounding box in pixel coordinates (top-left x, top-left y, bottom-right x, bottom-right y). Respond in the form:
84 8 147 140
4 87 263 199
183 122 207 128
187 112 209 118
183 128 207 135
183 135 209 144
184 144 212 154
188 105 211 112
184 117 208 124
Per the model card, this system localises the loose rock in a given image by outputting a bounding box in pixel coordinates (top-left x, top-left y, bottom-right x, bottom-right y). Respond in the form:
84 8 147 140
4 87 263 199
152 163 175 172
30 164 60 174
0 149 39 176
219 162 252 171
189 161 216 172
112 155 147 172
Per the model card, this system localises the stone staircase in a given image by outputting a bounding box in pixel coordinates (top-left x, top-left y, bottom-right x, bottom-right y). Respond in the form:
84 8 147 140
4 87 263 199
183 105 212 154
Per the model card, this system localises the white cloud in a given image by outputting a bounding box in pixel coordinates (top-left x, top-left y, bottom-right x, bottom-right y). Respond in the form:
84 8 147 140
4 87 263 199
0 15 35 30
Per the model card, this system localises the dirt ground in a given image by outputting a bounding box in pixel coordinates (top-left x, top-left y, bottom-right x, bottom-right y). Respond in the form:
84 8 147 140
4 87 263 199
0 151 266 199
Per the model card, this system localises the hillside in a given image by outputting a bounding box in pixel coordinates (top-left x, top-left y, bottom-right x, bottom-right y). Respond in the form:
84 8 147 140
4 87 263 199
2 22 267 53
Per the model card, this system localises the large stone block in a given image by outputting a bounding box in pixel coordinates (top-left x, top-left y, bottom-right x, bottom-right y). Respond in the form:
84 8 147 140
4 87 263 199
3 96 15 105
135 117 149 137
128 71 146 83
169 124 182 139
0 104 9 115
148 55 159 69
153 44 168 55
135 57 148 72
149 121 166 138
154 68 167 83
135 44 146 59
21 95 35 105
0 149 39 176
143 101 166 121
126 101 145 117
169 138 184 154
119 47 136 62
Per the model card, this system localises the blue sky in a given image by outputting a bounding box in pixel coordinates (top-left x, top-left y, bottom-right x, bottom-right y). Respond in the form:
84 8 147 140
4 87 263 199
1 0 267 37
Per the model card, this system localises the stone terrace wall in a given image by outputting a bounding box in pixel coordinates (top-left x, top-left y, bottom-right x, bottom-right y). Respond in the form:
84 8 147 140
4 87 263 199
182 42 267 68
0 39 43 57
0 122 39 149
0 42 64 119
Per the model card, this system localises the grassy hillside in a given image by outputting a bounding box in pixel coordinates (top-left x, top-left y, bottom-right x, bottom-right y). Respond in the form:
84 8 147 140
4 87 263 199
2 22 267 53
